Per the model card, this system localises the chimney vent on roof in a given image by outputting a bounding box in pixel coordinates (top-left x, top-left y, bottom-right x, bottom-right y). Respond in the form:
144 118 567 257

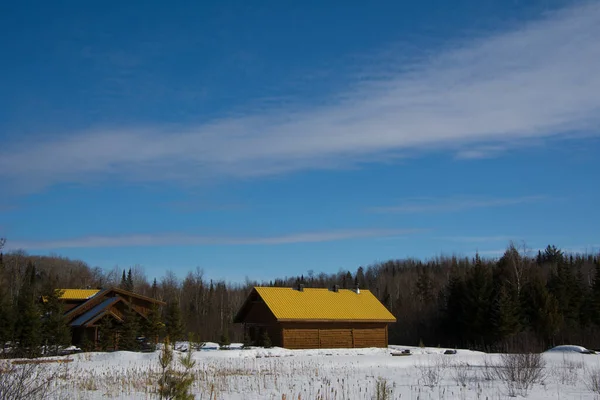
297 283 304 292
331 284 339 292
354 283 360 294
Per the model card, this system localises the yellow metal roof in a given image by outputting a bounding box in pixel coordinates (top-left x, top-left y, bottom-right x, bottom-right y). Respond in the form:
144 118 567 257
254 287 396 322
56 289 100 300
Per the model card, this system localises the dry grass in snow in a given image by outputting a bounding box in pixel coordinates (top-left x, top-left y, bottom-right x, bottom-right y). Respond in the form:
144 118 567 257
4 344 600 399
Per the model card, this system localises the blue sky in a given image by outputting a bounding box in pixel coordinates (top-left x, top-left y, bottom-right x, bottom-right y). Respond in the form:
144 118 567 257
1 0 599 283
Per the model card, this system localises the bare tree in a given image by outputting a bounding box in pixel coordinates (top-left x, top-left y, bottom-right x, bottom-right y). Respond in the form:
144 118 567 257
0 360 61 400
500 240 531 296
494 353 546 397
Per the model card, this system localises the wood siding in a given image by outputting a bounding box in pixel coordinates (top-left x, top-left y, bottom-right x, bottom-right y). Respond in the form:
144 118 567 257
236 290 393 349
280 322 388 349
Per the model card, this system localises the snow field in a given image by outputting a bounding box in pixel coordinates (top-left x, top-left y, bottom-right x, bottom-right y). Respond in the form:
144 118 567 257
13 345 600 399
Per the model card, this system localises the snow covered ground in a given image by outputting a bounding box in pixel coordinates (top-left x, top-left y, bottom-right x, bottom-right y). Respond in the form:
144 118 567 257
6 344 600 399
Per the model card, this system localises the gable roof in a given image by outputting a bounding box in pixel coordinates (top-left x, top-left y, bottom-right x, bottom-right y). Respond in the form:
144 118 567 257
63 287 165 322
235 287 396 323
70 297 122 327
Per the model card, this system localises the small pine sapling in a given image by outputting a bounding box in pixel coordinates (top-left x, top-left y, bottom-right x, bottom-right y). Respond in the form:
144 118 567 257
261 330 272 348
157 336 196 400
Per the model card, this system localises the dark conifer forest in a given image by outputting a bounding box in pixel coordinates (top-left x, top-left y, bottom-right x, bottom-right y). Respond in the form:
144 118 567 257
1 237 599 353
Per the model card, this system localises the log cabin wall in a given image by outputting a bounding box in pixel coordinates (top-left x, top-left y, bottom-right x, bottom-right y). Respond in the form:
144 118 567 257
280 322 388 349
235 287 396 349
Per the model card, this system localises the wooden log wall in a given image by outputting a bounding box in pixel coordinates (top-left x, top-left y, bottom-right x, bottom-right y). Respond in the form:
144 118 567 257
280 322 389 349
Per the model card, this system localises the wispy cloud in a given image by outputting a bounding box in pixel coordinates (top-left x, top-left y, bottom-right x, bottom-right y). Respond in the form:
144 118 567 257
454 145 509 160
2 2 600 192
370 195 545 214
5 228 423 250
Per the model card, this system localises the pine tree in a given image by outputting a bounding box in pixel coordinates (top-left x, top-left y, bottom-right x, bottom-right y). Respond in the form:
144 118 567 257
491 284 521 345
440 267 467 347
0 251 13 354
14 262 42 357
165 301 184 342
144 303 165 345
544 245 564 265
591 261 600 327
243 330 253 347
416 267 434 303
126 268 134 292
151 278 159 298
0 295 13 355
355 266 366 288
157 336 196 400
79 330 93 352
98 317 115 351
462 255 494 348
260 329 272 348
548 255 582 330
119 303 140 351
41 288 71 355
220 330 230 347
120 270 127 289
381 285 392 312
520 274 562 347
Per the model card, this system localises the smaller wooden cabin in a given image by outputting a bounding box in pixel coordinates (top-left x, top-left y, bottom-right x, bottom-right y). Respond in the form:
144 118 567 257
47 287 165 348
234 285 396 349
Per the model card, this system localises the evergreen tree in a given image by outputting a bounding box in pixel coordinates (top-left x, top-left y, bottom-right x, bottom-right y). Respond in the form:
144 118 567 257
0 251 13 354
440 267 467 347
544 245 564 265
461 255 494 348
165 301 184 341
144 303 165 345
219 330 230 347
14 262 42 357
120 270 127 289
243 330 253 347
151 278 159 298
355 266 366 288
416 267 434 303
79 330 93 352
547 256 581 329
41 288 71 356
591 261 600 327
0 295 13 355
260 329 272 348
126 268 134 292
98 317 115 351
520 274 562 347
340 271 351 289
381 284 392 312
157 336 196 400
491 284 521 345
119 303 140 351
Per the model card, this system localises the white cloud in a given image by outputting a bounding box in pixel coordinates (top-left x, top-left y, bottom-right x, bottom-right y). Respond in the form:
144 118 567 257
5 228 424 250
2 2 600 191
454 144 509 160
370 195 545 213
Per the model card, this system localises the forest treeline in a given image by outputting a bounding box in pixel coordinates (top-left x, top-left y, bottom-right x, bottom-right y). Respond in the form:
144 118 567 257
1 237 600 353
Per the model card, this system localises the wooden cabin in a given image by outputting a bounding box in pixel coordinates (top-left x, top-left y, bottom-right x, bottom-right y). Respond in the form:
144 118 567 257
47 287 165 348
234 285 396 349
